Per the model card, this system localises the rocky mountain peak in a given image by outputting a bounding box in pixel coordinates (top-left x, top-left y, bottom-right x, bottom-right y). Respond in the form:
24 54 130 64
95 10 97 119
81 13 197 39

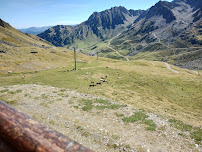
86 6 133 30
146 1 176 23
129 9 145 17
110 6 128 14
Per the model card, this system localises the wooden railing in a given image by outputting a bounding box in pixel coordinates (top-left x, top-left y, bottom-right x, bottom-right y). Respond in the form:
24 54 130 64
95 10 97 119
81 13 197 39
0 100 93 152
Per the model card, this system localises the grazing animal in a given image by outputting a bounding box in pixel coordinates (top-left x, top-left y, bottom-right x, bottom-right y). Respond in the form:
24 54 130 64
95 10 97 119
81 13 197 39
91 81 94 84
103 80 108 83
67 70 69 72
96 82 102 85
89 84 96 87
100 79 104 82
8 71 12 74
101 75 107 79
22 75 25 79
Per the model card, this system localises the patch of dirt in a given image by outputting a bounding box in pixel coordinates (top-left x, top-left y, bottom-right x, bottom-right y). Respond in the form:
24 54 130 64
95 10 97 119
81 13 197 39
0 84 201 152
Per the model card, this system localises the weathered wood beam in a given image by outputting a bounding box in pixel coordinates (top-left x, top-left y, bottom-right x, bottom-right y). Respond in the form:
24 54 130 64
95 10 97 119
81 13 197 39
0 100 93 152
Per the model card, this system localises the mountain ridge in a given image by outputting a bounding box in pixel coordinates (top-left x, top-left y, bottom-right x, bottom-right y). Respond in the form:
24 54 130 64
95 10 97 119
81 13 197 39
36 0 202 69
112 0 202 48
37 6 145 47
37 0 201 48
109 0 202 69
18 26 53 35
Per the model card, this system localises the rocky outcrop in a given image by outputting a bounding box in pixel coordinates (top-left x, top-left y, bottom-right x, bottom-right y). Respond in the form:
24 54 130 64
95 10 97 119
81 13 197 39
146 1 176 23
0 19 5 28
37 25 73 46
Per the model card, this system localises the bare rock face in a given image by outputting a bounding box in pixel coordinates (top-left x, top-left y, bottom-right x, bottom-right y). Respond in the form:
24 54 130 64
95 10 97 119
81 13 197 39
37 25 73 47
145 1 176 23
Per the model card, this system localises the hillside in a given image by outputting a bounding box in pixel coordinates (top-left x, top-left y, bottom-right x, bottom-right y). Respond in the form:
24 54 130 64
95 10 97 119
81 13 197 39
112 0 202 48
0 18 90 73
0 19 52 47
0 19 202 151
0 59 202 151
37 6 144 47
111 0 202 69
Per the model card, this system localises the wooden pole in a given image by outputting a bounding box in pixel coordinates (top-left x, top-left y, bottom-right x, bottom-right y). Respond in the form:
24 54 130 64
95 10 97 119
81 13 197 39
74 47 76 70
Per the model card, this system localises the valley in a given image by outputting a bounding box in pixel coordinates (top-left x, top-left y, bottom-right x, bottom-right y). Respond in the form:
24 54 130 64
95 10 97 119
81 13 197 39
0 0 202 151
37 0 202 70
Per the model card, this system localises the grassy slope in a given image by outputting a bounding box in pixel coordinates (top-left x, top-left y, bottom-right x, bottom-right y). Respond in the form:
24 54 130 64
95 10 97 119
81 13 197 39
0 23 50 47
0 22 90 73
0 20 201 128
0 55 201 127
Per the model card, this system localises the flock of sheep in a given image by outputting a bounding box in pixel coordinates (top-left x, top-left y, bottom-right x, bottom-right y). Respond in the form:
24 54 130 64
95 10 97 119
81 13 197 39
89 75 108 87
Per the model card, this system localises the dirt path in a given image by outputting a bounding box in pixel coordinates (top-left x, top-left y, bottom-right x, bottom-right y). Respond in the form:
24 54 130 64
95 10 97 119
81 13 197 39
0 84 201 152
164 63 179 73
152 33 160 43
107 34 129 61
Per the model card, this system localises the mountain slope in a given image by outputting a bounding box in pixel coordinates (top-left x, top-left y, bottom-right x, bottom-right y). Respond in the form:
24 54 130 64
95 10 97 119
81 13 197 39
36 0 201 69
0 19 52 47
110 0 202 69
0 18 202 151
0 18 89 73
112 0 202 47
37 6 145 47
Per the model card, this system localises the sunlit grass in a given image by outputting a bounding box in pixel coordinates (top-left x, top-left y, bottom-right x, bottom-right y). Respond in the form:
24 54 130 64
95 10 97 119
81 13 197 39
0 56 201 127
122 111 157 131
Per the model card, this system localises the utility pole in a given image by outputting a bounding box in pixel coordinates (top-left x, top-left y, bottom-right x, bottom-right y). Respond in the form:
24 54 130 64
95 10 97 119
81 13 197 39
74 47 76 70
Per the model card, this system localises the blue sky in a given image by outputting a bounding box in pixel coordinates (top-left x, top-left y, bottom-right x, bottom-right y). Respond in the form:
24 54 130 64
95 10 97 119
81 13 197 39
1 0 172 29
